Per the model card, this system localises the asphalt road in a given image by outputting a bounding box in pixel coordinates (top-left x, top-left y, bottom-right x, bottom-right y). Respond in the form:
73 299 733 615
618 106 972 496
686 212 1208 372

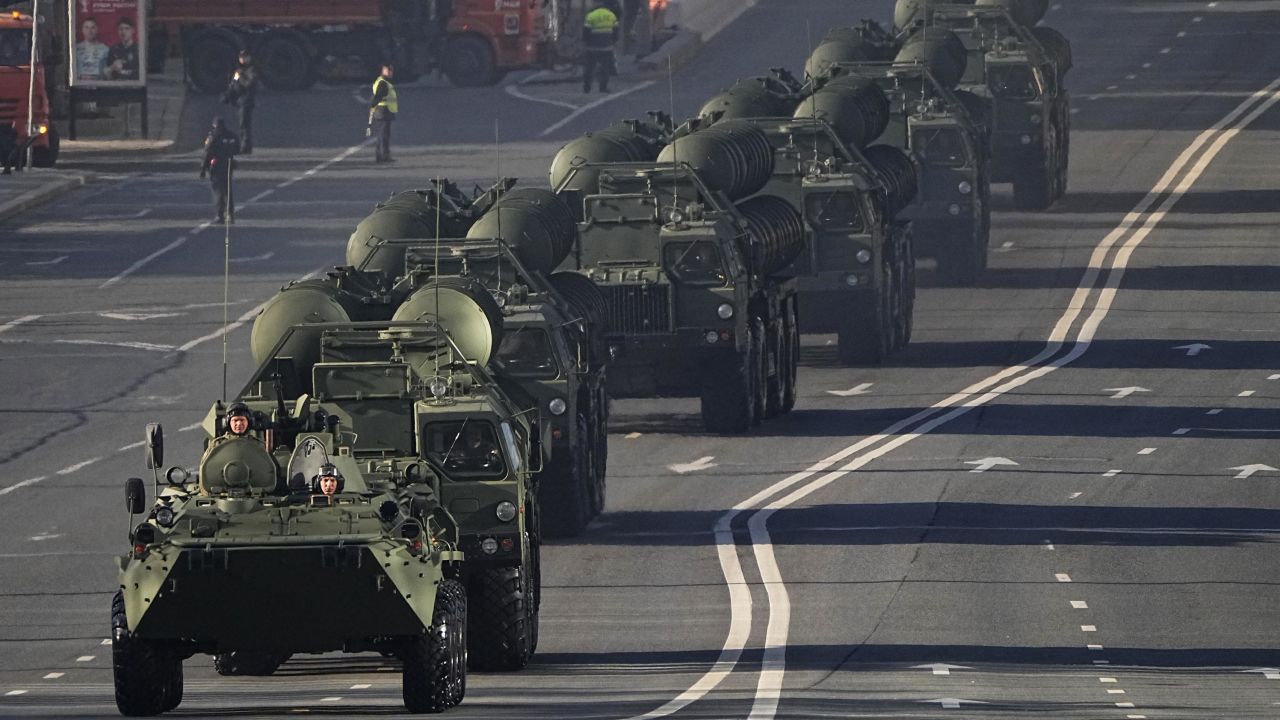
3 0 1280 717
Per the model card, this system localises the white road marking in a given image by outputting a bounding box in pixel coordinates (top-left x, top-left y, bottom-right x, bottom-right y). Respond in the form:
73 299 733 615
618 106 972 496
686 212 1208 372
56 458 100 476
1088 644 1104 651
28 533 63 542
1230 464 1277 479
1207 408 1223 415
5 690 26 696
99 312 184 321
1101 677 1117 683
1160 47 1172 54
100 236 189 289
669 456 718 474
1172 428 1190 435
0 476 48 496
180 422 201 432
1268 374 1280 381
540 81 656 137
1238 390 1255 397
625 432 642 439
505 72 581 111
1109 689 1127 694
1138 447 1156 455
320 697 342 702
1056 574 1072 583
1127 715 1147 719
229 251 275 263
1243 668 1280 680
1117 702 1136 708
1103 469 1122 477
1177 30 1187 37
247 188 276 203
827 383 873 397
1142 62 1152 69
1104 386 1149 399
75 656 94 662
1173 342 1212 356
0 314 40 334
1042 540 1055 550
350 684 371 690
1072 600 1089 609
176 268 322 353
965 457 1018 473
83 208 151 220
25 255 68 266
118 440 145 452
1068 492 1083 499
54 339 175 353
42 673 63 679
914 663 970 676
1095 659 1110 665
922 698 986 710
100 639 112 645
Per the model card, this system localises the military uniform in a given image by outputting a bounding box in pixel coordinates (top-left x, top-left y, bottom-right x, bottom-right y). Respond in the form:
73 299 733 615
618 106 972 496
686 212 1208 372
223 58 258 153
200 121 240 223
582 4 619 93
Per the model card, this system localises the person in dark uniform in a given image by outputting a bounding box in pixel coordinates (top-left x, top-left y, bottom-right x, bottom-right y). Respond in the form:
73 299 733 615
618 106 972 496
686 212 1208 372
367 65 397 163
224 402 254 437
200 117 240 224
103 16 140 81
221 50 258 154
582 2 620 93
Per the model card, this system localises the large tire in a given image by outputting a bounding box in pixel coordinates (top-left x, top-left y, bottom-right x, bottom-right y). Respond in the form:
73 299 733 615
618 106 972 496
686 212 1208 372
1013 157 1053 210
896 240 917 349
467 565 534 671
213 650 288 676
750 318 767 426
403 578 467 713
780 300 799 414
442 34 498 87
700 331 757 434
763 313 786 419
113 591 181 717
31 126 59 168
935 219 984 286
256 31 316 91
185 28 242 93
837 265 892 365
539 422 592 539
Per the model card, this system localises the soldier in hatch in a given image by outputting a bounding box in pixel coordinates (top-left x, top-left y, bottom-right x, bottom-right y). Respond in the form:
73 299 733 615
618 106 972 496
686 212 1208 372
224 402 254 438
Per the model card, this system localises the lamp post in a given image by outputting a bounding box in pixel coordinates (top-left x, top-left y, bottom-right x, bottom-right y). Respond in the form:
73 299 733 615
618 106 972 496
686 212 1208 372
25 0 39 169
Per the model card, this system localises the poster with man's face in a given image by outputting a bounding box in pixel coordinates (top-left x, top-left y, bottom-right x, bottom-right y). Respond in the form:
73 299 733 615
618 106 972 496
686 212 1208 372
69 0 146 87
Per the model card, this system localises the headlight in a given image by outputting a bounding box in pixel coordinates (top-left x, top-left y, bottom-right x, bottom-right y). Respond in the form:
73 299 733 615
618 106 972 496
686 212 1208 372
1029 113 1042 125
855 249 872 264
662 206 685 225
957 181 973 195
429 377 449 398
1020 134 1033 145
154 506 175 528
480 537 499 555
948 203 962 216
496 501 517 522
844 274 860 287
705 331 719 344
548 397 567 416
717 303 734 320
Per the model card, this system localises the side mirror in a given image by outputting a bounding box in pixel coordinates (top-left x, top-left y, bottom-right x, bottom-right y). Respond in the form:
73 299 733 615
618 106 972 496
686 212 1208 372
145 423 164 470
125 477 146 515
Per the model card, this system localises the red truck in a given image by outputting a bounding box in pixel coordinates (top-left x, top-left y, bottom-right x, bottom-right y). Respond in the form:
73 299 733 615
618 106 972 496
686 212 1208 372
151 0 551 92
0 9 56 166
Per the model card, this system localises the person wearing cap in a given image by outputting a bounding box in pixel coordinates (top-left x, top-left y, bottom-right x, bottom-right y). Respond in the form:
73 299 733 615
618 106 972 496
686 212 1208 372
224 402 254 437
222 50 258 154
315 464 343 496
200 116 240 224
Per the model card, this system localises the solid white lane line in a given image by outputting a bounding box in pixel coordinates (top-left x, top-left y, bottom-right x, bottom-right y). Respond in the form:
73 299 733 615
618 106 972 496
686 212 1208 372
56 458 100 476
0 476 47 497
540 81 656 137
99 236 189 289
0 314 40 334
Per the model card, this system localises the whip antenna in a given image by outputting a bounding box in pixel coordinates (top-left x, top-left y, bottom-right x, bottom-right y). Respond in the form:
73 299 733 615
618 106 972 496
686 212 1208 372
220 161 233 402
668 54 678 210
434 176 443 377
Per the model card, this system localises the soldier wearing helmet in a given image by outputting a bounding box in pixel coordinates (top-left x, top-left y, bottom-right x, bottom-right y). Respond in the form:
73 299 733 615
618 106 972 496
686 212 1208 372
225 402 254 437
315 464 343 496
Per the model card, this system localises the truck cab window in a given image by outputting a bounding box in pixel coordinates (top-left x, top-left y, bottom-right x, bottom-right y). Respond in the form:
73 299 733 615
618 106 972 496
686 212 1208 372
496 328 559 379
804 191 866 232
989 64 1039 100
914 128 970 167
424 421 506 479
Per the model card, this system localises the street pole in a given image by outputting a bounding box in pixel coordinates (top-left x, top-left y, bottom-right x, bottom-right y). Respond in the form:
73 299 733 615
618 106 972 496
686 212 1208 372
25 0 40 169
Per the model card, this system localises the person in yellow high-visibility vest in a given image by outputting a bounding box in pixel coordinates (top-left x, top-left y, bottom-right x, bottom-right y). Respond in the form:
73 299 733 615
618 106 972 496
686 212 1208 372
367 65 398 163
582 2 620 93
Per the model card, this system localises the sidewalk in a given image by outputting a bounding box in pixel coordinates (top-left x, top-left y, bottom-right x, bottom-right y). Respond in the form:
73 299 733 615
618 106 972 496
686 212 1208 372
636 0 756 75
0 65 187 221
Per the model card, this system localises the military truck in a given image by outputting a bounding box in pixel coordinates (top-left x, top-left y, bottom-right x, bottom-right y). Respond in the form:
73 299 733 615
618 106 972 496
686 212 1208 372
551 134 802 433
690 72 918 364
895 0 1072 210
112 311 532 713
347 182 610 538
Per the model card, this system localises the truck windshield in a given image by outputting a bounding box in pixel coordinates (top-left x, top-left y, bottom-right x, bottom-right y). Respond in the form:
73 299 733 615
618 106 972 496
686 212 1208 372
0 29 32 66
663 241 727 285
989 64 1039 100
804 191 866 232
424 421 506 480
495 327 559 379
914 128 970 167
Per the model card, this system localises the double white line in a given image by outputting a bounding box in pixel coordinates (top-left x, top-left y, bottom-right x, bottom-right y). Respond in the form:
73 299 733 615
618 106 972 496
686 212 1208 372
626 75 1280 720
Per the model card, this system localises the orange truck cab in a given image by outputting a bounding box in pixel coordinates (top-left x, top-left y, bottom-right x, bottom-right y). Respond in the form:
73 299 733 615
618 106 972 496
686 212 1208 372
0 10 56 166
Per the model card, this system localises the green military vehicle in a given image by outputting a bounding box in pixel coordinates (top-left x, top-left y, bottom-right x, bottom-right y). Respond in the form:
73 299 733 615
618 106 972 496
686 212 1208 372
112 301 540 713
897 0 1072 209
690 71 918 364
551 130 802 432
347 184 610 537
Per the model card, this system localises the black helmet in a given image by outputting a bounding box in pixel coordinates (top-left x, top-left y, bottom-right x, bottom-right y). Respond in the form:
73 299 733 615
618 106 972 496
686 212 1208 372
227 402 251 418
318 463 341 479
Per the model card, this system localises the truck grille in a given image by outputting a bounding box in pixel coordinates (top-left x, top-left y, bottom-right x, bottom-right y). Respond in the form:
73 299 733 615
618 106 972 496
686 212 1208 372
601 284 671 335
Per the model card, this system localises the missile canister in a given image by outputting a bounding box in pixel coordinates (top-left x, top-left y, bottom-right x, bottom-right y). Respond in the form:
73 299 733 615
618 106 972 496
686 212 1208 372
466 187 578 277
549 120 667 194
549 271 608 333
392 278 505 368
792 77 891 150
976 0 1049 27
894 27 968 90
735 195 806 277
863 144 918 218
698 77 797 122
347 189 478 274
249 280 368 380
656 119 775 201
804 37 877 81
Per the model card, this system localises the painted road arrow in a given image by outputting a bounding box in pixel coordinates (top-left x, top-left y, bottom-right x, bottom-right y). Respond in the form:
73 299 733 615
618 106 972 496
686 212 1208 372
1230 464 1278 479
922 698 988 710
1242 668 1280 680
914 663 972 676
669 456 718 474
828 383 873 397
1174 343 1213 356
965 457 1019 473
1103 386 1150 399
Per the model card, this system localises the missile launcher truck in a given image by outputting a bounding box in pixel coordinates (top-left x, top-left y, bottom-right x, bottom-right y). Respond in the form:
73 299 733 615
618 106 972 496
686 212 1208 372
691 70 919 364
894 0 1073 210
347 183 611 538
112 288 536 713
550 119 802 433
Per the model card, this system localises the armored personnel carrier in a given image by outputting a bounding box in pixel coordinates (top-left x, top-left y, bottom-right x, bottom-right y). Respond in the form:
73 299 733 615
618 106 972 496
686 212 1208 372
895 0 1072 209
550 134 802 432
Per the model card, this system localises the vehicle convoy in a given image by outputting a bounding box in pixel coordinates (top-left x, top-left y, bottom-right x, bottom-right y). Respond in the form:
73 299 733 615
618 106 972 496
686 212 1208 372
893 0 1073 210
151 0 552 92
550 119 802 433
111 287 538 713
691 70 918 363
804 35 993 285
0 9 56 166
346 180 611 538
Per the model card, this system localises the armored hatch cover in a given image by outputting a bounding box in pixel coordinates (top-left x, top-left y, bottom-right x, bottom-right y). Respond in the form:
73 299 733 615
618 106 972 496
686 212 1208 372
198 436 279 495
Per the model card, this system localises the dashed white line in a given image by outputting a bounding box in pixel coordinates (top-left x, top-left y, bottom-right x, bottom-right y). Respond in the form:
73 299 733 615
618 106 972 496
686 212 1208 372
1138 447 1157 455
1160 47 1172 54
1088 644 1105 651
1101 677 1117 683
1172 428 1190 435
75 656 94 662
1117 702 1136 708
1103 469 1122 477
56 458 100 476
1068 492 1083 499
5 689 26 696
99 236 190 289
1108 689 1127 694
320 696 342 702
0 476 47 497
1267 374 1280 381
1056 573 1072 583
0 314 40 334
100 639 112 645
42 673 63 679
118 440 146 452
1207 408 1223 415
1177 31 1187 38
350 684 371 690
1081 625 1098 632
1071 600 1089 609
625 432 642 439
1239 390 1256 397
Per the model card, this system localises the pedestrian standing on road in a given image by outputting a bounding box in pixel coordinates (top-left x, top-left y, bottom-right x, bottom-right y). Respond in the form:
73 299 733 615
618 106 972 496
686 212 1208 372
200 117 240 224
222 50 258 154
368 65 397 163
582 2 620 94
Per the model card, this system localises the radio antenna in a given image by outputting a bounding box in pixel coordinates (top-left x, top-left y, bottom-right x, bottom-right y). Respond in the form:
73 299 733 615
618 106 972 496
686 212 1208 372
494 117 506 291
220 163 233 402
434 176 443 377
668 54 679 211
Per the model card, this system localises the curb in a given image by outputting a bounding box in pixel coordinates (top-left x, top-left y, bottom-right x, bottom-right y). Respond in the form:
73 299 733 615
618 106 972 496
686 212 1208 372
636 30 705 78
0 171 97 223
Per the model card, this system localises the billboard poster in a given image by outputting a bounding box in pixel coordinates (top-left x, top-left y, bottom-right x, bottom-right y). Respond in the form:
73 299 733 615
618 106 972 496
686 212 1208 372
68 0 146 88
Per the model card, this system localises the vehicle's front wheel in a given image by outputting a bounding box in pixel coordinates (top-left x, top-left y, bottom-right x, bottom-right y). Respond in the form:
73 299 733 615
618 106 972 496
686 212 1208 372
113 591 182 717
403 578 467 713
467 565 534 671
